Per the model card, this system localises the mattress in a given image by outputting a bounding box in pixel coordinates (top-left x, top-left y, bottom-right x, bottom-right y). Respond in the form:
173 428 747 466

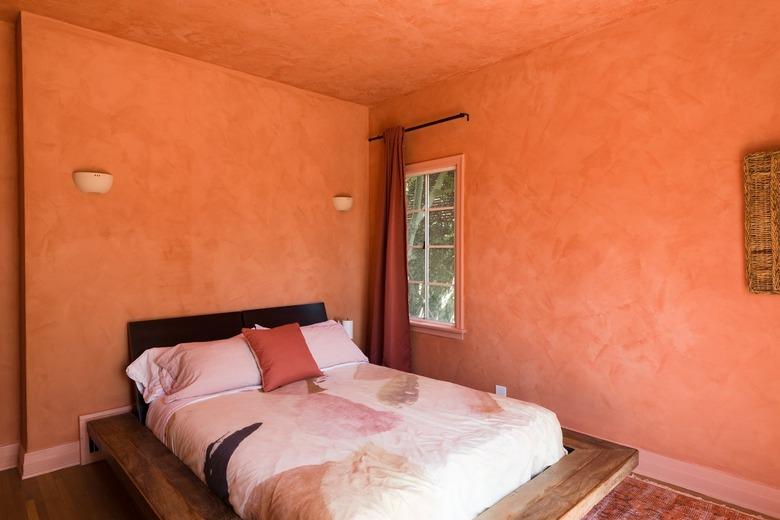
146 362 566 519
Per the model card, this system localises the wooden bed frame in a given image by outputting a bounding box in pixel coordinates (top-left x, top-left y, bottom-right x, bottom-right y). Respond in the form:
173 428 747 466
88 302 637 520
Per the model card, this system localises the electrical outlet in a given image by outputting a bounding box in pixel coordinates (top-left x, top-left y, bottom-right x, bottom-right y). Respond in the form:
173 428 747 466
495 385 507 397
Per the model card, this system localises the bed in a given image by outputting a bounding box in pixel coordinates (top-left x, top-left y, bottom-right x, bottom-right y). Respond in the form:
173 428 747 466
88 302 638 520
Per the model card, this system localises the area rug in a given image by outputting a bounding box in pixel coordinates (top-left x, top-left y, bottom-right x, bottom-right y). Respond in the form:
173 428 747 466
584 475 769 519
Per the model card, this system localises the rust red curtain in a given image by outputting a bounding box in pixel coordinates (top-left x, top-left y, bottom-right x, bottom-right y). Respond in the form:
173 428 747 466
369 127 411 371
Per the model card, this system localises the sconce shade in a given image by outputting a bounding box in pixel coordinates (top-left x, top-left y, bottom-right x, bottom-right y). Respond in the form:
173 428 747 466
73 171 113 194
332 195 353 211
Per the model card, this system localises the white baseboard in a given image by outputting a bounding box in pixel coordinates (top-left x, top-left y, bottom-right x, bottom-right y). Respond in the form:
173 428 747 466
20 441 80 479
0 442 19 471
78 405 132 465
19 402 133 478
637 449 780 518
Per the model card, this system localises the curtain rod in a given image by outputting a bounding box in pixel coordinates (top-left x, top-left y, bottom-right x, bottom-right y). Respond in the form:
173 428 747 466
368 112 469 142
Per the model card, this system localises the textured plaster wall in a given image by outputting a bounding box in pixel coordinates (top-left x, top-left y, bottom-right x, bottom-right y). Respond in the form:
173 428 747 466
0 20 19 448
19 13 368 451
369 0 780 488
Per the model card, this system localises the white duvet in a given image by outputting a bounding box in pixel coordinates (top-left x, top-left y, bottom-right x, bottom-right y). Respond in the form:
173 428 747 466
147 362 566 519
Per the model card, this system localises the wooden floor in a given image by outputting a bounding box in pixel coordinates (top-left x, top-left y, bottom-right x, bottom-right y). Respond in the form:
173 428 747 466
0 462 141 520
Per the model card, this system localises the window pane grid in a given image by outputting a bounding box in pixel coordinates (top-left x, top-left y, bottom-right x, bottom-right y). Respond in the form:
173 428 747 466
423 173 431 320
405 165 457 325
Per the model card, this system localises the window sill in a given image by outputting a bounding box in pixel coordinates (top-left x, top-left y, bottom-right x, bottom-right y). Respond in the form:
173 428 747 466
410 320 465 340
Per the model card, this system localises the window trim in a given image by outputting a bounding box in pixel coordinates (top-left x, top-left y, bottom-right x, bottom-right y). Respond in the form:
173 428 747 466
405 154 465 340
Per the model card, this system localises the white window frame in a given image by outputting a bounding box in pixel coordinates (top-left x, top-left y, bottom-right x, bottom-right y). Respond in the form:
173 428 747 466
405 154 465 340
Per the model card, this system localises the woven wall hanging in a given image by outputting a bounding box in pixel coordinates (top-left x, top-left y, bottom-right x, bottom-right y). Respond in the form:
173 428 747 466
744 151 780 293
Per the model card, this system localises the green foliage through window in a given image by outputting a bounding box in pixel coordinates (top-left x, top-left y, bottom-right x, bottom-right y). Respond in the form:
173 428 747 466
405 168 456 324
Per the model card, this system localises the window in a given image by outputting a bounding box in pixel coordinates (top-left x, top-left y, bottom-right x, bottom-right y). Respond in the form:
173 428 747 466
405 155 464 339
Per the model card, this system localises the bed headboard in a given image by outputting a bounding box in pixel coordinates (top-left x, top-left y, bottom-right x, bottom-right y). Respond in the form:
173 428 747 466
127 302 328 423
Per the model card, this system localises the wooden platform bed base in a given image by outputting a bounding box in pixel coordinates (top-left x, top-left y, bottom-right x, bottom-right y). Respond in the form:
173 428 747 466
88 414 637 520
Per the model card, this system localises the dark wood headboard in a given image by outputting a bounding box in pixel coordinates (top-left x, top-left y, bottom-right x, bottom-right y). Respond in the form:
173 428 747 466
127 302 328 423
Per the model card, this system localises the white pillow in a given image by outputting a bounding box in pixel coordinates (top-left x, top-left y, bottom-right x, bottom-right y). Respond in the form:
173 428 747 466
255 320 367 370
126 346 172 404
155 334 261 404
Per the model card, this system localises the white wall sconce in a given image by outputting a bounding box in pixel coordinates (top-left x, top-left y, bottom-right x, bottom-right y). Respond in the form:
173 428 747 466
73 171 113 194
332 195 353 212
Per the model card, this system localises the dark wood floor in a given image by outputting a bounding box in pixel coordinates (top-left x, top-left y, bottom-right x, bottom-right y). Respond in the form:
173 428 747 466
0 462 140 520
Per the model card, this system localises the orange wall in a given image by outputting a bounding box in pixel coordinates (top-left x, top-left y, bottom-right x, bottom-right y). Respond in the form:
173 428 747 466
18 13 368 451
370 0 780 488
0 19 19 448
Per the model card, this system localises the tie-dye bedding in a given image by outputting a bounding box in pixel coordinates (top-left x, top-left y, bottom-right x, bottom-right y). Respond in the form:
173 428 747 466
146 362 566 519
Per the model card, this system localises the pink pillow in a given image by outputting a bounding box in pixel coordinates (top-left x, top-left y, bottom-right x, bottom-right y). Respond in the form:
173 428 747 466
242 324 323 392
156 335 260 403
255 320 367 370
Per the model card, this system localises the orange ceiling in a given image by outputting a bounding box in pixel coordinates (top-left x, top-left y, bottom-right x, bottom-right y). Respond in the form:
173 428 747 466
0 0 676 104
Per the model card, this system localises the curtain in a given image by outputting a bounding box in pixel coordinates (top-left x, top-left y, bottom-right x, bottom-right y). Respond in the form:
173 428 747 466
369 126 412 371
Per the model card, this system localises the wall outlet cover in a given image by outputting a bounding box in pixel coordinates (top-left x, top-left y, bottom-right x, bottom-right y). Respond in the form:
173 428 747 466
495 385 507 397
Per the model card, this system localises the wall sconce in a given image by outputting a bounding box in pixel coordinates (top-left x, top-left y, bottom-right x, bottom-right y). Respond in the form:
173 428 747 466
332 195 353 212
73 171 113 194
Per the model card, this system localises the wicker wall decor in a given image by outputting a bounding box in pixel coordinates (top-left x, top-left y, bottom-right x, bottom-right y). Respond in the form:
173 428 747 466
744 151 780 293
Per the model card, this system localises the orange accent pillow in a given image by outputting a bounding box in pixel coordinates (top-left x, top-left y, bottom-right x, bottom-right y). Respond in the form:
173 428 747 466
242 324 323 391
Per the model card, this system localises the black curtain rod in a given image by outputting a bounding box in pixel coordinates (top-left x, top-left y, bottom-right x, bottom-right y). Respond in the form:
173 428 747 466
368 112 469 142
